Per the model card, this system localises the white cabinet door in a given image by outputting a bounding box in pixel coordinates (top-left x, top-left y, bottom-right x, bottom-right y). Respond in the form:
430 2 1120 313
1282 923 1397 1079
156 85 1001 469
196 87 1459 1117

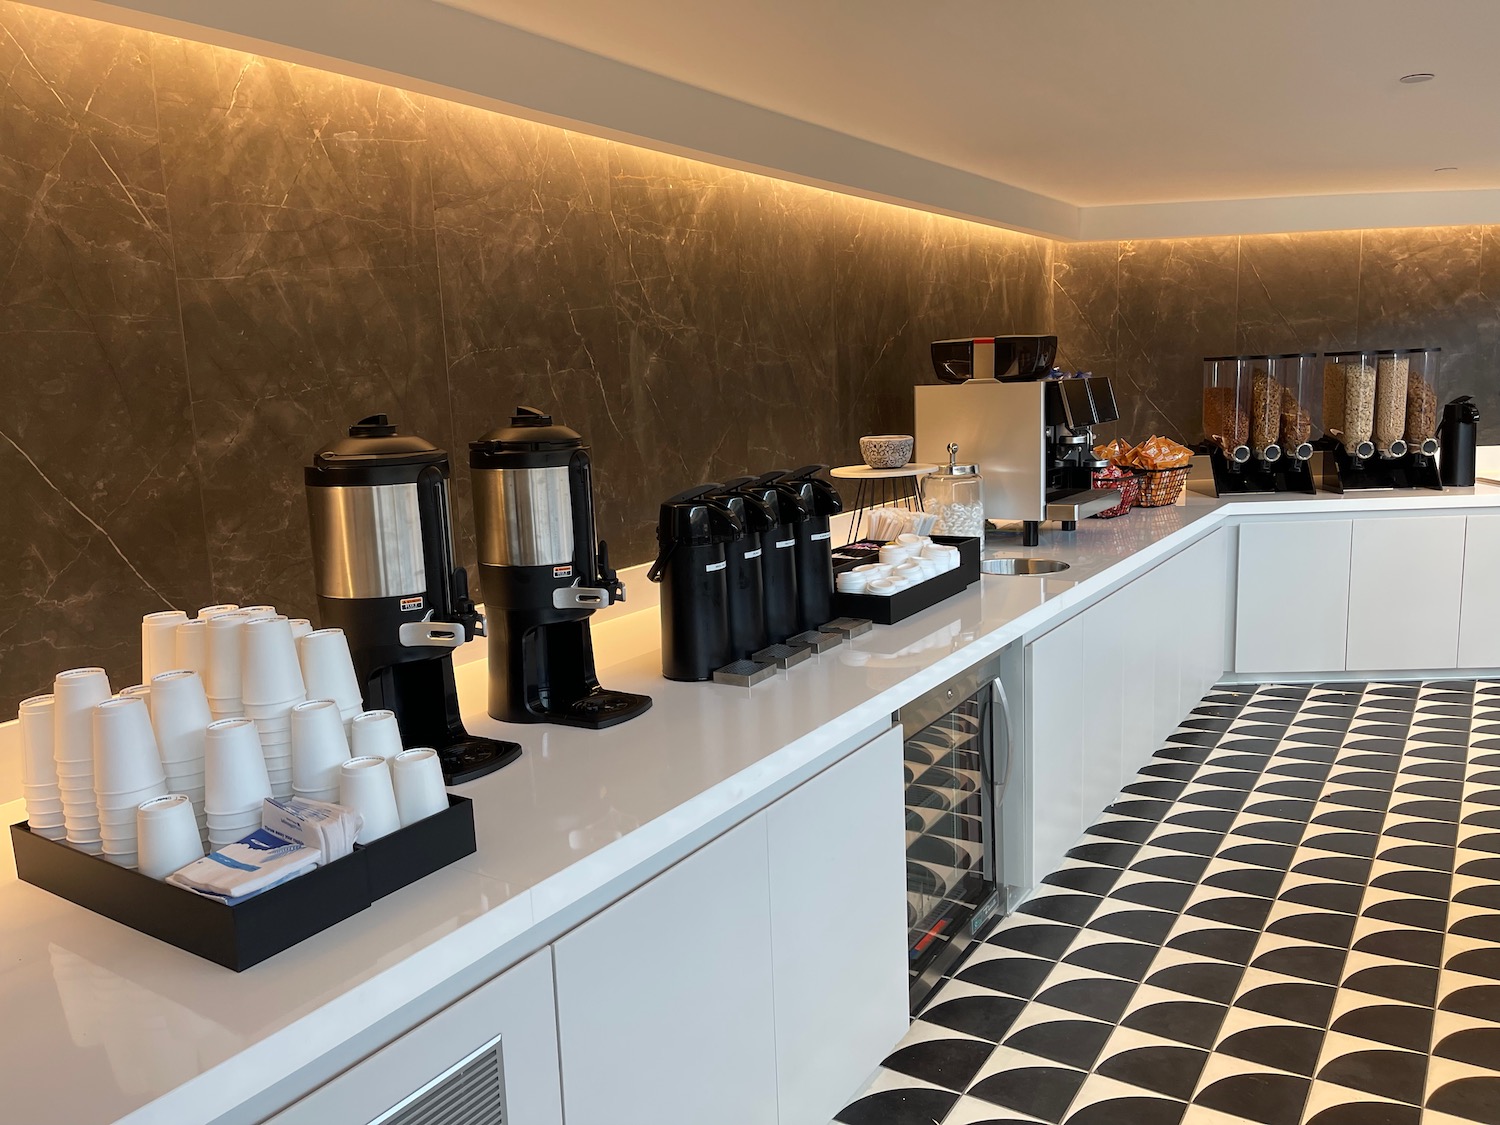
1235 519 1353 673
1460 516 1500 667
264 949 562 1125
1080 588 1128 823
1027 615 1085 886
553 816 778 1125
1179 529 1232 713
1113 569 1159 781
1347 515 1465 671
767 727 908 1125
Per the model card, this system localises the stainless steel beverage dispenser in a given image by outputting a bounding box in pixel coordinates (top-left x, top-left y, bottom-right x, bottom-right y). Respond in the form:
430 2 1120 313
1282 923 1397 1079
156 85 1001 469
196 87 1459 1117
469 408 652 729
305 415 520 783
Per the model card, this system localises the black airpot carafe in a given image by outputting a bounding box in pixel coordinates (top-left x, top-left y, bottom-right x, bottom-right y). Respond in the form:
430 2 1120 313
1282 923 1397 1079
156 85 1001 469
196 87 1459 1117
721 474 801 645
765 465 843 633
648 486 745 681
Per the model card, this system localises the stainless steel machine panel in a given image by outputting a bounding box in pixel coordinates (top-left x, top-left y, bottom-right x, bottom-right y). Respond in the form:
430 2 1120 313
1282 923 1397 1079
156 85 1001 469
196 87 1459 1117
307 482 426 599
473 465 575 567
916 381 1046 523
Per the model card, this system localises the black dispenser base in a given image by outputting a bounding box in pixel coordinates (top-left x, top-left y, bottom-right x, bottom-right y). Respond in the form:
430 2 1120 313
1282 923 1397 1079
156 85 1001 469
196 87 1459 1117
365 657 521 786
1207 449 1280 495
1321 447 1444 493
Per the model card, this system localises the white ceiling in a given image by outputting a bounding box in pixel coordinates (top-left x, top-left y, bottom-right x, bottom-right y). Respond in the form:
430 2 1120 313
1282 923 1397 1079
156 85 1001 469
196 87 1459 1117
440 0 1500 209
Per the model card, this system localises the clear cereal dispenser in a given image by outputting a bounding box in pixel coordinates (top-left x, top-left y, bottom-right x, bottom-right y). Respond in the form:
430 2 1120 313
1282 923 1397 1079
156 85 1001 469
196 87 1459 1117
1372 349 1410 458
1203 356 1250 463
1404 347 1441 457
1272 353 1319 462
1323 350 1376 460
1246 356 1283 464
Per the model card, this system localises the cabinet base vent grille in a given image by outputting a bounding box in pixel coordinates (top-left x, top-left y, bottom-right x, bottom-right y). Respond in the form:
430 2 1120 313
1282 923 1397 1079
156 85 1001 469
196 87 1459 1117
372 1035 505 1125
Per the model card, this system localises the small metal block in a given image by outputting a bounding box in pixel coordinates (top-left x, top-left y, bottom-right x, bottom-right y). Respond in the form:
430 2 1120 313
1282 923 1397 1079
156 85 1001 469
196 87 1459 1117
822 617 873 638
752 643 812 670
713 659 777 687
788 629 843 653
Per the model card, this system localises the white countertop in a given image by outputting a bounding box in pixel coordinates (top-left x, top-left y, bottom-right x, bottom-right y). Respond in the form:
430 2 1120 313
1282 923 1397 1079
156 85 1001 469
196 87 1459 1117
6 481 1500 1125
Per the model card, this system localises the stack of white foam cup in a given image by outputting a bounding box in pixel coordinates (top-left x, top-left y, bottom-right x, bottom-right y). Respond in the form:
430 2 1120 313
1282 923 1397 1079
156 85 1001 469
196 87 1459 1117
204 611 251 720
289 699 351 802
53 668 112 854
173 618 208 677
298 628 364 738
148 669 212 843
204 718 272 850
240 614 304 793
19 694 65 840
136 795 205 880
93 697 169 868
140 611 188 683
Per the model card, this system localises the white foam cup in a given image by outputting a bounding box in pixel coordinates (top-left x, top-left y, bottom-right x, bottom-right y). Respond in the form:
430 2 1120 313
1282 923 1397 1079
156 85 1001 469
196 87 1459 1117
297 629 363 714
240 616 306 707
173 619 207 677
19 694 58 790
148 669 212 768
204 718 273 816
92 698 167 801
136 795 204 879
290 699 351 795
339 756 401 842
390 748 448 825
140 611 188 682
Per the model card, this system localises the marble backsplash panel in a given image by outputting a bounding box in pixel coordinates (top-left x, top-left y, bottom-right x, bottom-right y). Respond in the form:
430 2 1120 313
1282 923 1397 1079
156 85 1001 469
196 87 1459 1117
1055 227 1500 444
0 2 1052 711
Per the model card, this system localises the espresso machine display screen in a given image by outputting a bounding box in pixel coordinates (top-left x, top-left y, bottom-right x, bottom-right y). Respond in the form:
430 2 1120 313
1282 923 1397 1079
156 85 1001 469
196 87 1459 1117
470 408 652 729
304 415 521 784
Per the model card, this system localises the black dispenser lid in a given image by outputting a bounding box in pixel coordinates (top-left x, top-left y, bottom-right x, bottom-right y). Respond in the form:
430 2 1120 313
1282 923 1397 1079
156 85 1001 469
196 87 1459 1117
306 414 448 487
655 485 744 546
771 465 844 518
721 476 789 526
1446 395 1481 423
470 406 585 468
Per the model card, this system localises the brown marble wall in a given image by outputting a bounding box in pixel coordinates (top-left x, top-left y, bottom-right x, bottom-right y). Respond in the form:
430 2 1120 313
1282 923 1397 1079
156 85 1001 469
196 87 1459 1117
0 3 1052 711
1055 228 1500 444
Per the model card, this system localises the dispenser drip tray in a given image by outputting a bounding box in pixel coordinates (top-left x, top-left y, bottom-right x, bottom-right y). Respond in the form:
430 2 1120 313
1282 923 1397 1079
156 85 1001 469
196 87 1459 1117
713 659 777 687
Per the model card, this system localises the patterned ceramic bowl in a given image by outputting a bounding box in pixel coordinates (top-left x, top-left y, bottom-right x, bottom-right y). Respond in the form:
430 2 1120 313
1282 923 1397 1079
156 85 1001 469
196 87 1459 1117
860 435 914 469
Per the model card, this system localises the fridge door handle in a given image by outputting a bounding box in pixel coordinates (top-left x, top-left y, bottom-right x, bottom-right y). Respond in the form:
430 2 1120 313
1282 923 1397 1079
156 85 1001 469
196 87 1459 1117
992 674 1016 795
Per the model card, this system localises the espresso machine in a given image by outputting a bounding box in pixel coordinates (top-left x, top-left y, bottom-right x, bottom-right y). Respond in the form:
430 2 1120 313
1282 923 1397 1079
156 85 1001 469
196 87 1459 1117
469 408 652 729
916 345 1120 545
305 415 521 784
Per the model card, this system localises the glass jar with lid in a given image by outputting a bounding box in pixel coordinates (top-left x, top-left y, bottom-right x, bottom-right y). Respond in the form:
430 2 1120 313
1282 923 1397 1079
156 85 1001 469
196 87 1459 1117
923 443 985 537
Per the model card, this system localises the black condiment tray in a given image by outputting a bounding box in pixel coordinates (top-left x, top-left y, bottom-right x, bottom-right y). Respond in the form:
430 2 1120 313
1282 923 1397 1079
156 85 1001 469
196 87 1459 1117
831 535 981 625
10 795 476 971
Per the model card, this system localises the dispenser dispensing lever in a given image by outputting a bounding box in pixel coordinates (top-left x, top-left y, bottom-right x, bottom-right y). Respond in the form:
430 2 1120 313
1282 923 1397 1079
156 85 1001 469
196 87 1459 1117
553 540 624 611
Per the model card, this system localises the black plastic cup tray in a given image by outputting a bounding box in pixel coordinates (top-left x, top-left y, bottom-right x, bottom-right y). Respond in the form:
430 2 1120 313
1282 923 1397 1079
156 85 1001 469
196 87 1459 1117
831 535 981 626
10 794 476 971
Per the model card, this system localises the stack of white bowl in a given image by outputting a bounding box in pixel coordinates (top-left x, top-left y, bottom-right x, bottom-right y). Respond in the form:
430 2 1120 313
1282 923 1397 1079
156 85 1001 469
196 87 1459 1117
19 694 65 840
241 615 305 798
53 668 112 854
204 610 252 721
140 611 188 682
289 699 351 802
204 718 272 850
148 670 213 842
298 628 364 738
93 697 168 868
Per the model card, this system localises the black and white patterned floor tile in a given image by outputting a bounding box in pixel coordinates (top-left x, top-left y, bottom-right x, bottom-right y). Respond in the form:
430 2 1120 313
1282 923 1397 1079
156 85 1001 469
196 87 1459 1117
835 680 1500 1125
